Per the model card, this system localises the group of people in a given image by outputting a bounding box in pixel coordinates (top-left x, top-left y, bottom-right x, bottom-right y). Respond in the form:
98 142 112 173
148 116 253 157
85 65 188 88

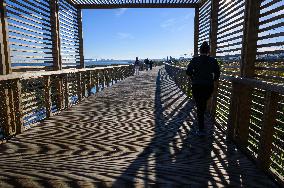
134 57 154 75
133 42 220 136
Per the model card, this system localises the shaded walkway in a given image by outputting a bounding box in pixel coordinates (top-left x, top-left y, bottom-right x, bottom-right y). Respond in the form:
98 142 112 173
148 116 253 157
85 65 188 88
0 67 277 187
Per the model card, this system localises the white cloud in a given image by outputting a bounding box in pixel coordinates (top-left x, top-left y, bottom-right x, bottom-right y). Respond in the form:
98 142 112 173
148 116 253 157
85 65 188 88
115 8 127 16
116 32 134 40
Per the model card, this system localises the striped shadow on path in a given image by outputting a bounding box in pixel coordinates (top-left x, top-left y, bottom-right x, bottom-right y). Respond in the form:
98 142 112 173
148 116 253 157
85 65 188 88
0 66 278 187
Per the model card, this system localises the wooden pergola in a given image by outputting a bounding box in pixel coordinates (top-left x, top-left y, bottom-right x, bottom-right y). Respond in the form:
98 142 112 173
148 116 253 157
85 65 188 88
0 0 283 185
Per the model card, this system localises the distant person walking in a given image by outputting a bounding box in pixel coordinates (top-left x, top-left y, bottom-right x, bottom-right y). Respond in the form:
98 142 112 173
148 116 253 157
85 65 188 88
149 60 153 70
134 57 140 75
144 58 150 71
186 42 220 136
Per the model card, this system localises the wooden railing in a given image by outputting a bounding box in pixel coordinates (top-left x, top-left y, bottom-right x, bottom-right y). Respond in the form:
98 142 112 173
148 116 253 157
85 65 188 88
0 65 134 140
165 63 284 185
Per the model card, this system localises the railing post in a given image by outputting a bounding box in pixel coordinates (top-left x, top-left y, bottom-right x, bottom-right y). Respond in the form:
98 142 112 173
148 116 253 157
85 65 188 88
64 73 69 108
0 81 12 137
77 72 83 101
55 75 64 110
95 70 99 92
0 1 12 75
194 6 200 57
13 79 23 134
227 81 240 140
44 76 52 118
257 91 280 171
77 9 85 69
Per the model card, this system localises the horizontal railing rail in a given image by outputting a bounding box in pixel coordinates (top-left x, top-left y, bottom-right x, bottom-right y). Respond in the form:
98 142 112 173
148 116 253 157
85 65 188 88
0 65 134 141
165 63 284 185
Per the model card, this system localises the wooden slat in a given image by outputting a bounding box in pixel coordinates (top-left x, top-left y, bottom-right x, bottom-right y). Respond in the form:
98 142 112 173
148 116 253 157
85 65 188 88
0 1 11 75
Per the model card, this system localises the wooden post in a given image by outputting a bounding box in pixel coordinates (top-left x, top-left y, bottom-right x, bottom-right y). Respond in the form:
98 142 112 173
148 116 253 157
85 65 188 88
235 85 253 148
234 0 261 147
194 7 200 57
257 91 280 171
50 0 64 111
240 0 261 78
209 0 219 57
95 70 99 92
13 79 23 134
227 81 240 140
77 9 85 69
0 1 12 75
64 74 69 108
55 75 64 111
77 72 83 101
50 0 62 71
0 82 12 137
44 76 52 118
208 0 219 115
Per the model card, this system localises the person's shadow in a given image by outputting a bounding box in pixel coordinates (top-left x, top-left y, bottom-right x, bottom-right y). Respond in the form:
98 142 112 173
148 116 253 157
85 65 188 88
112 69 214 187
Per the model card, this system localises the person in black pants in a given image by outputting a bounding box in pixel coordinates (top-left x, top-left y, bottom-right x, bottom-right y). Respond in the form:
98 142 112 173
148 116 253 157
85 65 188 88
186 42 220 136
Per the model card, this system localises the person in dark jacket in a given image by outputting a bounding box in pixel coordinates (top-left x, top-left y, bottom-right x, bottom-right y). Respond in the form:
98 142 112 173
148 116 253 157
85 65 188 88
186 41 220 136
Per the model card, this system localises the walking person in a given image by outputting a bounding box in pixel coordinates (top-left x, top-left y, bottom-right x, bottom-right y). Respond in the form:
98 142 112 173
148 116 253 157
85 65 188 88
186 42 220 136
134 57 140 75
149 60 153 70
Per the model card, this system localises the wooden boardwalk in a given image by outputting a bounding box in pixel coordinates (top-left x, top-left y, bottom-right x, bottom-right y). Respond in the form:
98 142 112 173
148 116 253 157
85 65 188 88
0 67 278 187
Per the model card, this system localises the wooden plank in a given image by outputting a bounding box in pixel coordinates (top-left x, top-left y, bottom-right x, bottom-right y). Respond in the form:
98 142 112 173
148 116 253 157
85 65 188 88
77 9 85 69
194 7 199 57
257 91 280 171
49 0 62 71
78 3 198 9
0 1 12 75
13 79 24 134
240 0 261 77
44 76 52 118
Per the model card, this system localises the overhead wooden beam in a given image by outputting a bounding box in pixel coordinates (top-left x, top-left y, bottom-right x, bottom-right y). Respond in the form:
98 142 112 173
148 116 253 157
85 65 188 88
0 1 12 75
78 3 198 9
194 7 199 57
77 9 85 69
50 0 62 71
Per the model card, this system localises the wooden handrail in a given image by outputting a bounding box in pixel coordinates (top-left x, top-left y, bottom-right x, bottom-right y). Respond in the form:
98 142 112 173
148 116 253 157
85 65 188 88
165 63 283 184
0 65 130 82
164 63 284 94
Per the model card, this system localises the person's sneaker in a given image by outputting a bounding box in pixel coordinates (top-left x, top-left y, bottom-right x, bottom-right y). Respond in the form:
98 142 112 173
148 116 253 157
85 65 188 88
196 129 207 136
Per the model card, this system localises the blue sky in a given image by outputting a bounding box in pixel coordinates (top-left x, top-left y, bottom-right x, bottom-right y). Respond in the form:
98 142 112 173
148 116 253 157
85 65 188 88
82 8 195 60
